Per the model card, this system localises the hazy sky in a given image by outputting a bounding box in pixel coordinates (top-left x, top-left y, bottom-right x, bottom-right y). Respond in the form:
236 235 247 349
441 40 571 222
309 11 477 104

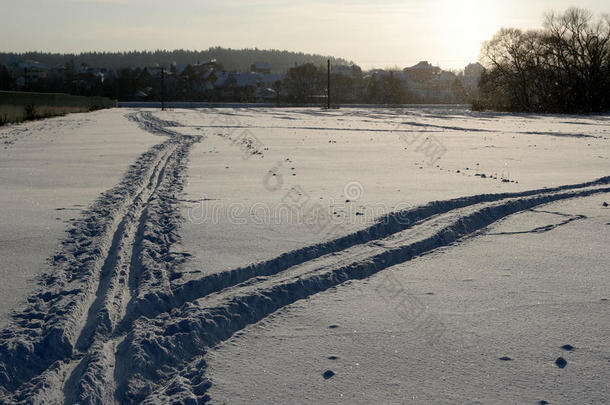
2 0 608 70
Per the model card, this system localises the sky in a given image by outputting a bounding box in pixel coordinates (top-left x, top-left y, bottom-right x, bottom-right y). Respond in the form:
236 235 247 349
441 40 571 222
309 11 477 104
2 0 608 70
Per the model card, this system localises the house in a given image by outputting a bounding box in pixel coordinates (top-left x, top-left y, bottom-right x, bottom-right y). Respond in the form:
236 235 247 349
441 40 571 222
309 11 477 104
214 71 230 88
8 59 48 89
250 61 271 74
464 62 484 78
18 61 48 80
460 62 485 94
231 72 258 88
257 87 277 101
132 89 148 100
403 61 441 82
366 69 390 80
366 70 409 85
49 65 66 77
438 70 457 84
173 63 188 74
332 64 362 78
147 66 163 77
172 59 217 75
259 73 285 86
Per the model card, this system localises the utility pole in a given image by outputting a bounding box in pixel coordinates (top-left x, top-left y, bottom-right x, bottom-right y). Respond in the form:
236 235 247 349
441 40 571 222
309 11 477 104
327 59 331 109
161 66 165 111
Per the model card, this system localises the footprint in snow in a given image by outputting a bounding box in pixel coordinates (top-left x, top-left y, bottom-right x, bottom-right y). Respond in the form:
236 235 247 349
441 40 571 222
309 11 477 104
555 357 567 368
323 370 335 379
328 355 339 360
499 356 512 361
561 344 574 351
328 324 339 329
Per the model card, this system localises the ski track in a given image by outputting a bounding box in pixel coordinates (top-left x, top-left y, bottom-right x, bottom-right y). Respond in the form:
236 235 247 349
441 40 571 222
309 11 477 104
0 110 609 404
0 111 202 404
117 180 610 404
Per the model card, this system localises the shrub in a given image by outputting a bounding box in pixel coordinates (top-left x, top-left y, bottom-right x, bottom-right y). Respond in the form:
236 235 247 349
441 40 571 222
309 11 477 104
24 103 37 120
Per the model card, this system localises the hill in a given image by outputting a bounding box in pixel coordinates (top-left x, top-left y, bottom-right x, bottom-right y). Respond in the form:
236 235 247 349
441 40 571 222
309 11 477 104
0 47 352 73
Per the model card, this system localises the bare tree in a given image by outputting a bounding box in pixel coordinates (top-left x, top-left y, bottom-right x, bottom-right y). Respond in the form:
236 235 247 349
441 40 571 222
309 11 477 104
478 8 610 113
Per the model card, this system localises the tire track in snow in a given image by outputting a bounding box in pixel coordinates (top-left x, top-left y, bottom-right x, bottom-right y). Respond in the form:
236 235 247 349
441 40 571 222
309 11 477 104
141 175 610 321
0 111 201 404
118 181 610 404
63 140 198 405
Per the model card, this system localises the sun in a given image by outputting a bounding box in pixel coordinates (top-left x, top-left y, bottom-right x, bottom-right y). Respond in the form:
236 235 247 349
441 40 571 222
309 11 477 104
436 0 502 67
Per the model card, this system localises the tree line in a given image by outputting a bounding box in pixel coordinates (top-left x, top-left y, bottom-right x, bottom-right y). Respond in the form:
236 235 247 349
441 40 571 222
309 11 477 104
476 8 610 113
0 48 350 74
0 61 470 104
282 63 452 104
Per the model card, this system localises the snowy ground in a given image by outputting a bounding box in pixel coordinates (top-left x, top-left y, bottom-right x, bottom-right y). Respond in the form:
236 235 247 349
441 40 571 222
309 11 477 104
0 110 159 329
0 107 608 404
206 197 610 404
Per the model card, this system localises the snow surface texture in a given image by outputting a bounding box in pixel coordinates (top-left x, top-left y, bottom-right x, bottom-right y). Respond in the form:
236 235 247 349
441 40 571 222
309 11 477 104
0 111 203 403
0 107 608 404
206 197 610 404
0 110 160 329
178 107 610 279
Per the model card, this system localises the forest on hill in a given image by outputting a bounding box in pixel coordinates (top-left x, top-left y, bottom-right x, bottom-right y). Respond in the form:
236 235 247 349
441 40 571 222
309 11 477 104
0 47 351 73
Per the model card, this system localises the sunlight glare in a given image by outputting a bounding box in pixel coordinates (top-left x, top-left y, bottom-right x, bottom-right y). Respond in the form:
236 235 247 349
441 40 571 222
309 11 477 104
435 0 502 67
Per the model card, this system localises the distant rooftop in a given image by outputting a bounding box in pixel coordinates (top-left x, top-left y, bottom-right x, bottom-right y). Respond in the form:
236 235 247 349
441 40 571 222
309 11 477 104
406 61 440 70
